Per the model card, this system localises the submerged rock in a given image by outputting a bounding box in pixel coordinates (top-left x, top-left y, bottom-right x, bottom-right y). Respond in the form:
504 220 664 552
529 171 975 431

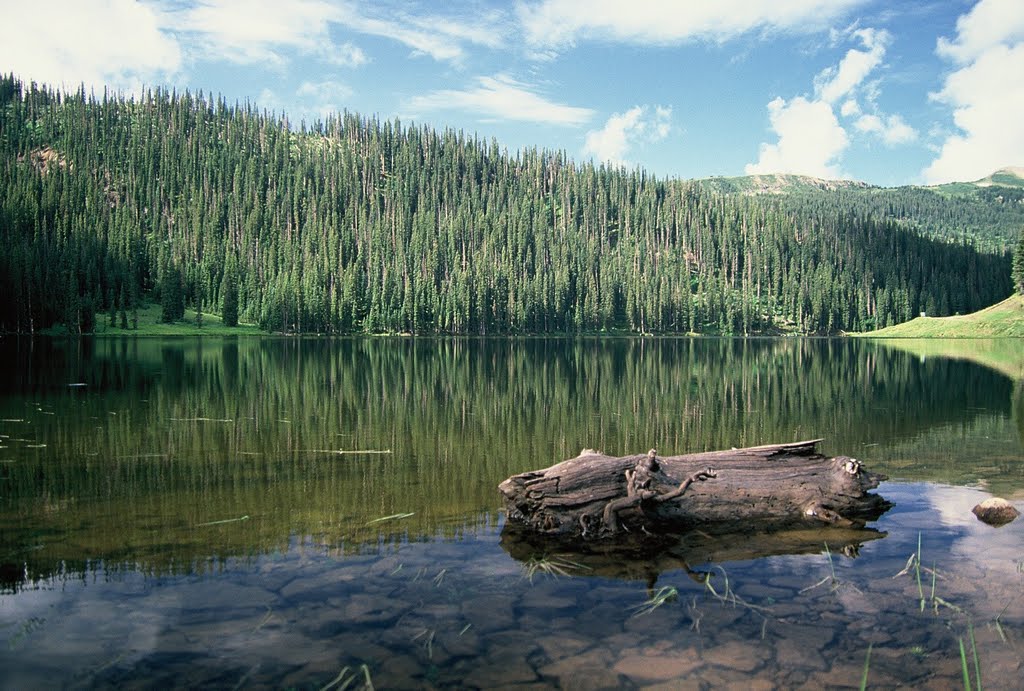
972 498 1020 526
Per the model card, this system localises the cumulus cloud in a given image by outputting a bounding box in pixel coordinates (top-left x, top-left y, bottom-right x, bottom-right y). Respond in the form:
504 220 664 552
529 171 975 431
745 96 849 178
405 74 594 125
814 28 889 104
854 113 917 145
924 0 1024 184
935 0 1024 63
0 0 181 93
747 24 916 177
582 105 672 166
516 0 865 50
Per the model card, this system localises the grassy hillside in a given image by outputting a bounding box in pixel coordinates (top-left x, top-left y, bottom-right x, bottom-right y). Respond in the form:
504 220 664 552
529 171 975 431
40 303 263 337
854 294 1024 338
928 167 1024 195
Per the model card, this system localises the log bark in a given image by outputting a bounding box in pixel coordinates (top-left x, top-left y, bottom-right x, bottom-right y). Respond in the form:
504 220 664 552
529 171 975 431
498 440 891 539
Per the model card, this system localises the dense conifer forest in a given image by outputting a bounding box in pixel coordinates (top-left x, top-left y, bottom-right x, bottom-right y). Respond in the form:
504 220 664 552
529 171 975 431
0 74 1015 335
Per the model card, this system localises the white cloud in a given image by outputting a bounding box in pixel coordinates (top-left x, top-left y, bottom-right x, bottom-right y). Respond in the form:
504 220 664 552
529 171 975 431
322 42 369 68
814 28 889 104
653 106 673 139
297 81 351 100
172 0 345 65
936 0 1024 63
745 96 849 178
405 74 594 125
854 113 917 145
747 23 916 177
925 0 1024 184
517 0 865 50
334 4 506 63
0 0 181 93
583 105 672 165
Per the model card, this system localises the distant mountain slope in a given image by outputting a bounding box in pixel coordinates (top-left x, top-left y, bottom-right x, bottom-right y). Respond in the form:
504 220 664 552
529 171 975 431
694 168 1024 253
693 174 872 195
974 167 1024 188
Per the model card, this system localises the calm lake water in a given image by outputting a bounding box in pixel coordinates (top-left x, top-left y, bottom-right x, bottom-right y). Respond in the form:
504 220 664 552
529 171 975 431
1 337 1022 689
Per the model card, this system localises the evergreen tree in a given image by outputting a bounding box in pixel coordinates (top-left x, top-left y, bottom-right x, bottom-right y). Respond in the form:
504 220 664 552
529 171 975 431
0 73 1016 336
1012 228 1024 294
221 262 239 327
161 266 185 323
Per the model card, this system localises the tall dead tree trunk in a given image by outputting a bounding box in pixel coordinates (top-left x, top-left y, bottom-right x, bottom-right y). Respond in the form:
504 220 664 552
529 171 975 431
499 440 891 540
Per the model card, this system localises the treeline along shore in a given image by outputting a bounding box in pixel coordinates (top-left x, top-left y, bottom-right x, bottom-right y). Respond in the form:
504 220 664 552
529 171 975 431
0 74 1014 336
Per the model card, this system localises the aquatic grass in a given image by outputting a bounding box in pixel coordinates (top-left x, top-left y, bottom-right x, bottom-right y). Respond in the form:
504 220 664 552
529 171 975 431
251 606 273 633
630 586 679 617
194 515 250 527
321 663 374 691
959 638 971 690
412 628 436 659
366 512 415 525
860 644 872 691
893 534 952 613
958 628 981 691
432 568 447 587
800 542 866 597
968 623 982 691
994 600 1015 643
800 543 840 594
702 566 773 621
521 554 590 582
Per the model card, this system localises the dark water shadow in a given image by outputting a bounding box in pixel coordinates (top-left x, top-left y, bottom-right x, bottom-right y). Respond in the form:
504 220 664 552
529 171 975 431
500 523 888 587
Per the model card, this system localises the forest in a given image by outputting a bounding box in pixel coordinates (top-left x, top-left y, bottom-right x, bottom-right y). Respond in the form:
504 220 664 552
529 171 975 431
0 74 1016 336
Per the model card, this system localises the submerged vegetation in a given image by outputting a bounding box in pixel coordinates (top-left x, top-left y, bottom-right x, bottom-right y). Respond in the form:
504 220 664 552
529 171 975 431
0 74 1015 336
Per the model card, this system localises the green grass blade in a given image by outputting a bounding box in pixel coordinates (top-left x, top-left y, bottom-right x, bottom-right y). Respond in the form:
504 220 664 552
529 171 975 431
860 644 872 691
959 638 972 691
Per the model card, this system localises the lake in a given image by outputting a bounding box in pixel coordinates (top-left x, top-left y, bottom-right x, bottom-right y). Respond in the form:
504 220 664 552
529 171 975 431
1 336 1022 688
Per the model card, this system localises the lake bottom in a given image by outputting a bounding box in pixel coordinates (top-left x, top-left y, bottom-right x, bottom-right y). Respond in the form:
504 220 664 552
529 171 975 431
3 483 1022 689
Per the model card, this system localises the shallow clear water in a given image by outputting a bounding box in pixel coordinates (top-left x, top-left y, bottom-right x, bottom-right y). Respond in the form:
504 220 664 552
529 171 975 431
1 337 1022 688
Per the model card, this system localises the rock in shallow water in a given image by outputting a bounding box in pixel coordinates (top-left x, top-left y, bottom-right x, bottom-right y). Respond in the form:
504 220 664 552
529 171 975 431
972 498 1020 526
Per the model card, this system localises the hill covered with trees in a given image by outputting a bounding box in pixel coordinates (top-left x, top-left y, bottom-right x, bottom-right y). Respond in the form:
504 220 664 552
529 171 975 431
695 172 1024 253
0 75 1013 336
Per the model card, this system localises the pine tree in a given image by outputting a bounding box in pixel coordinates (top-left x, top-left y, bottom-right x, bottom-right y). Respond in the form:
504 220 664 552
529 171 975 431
1012 228 1024 294
161 266 185 323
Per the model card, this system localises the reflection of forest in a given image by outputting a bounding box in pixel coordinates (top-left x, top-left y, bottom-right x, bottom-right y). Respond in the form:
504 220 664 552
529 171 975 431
0 336 1020 587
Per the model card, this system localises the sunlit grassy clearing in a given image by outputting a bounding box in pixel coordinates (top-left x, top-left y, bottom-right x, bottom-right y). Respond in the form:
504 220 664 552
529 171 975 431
855 295 1024 339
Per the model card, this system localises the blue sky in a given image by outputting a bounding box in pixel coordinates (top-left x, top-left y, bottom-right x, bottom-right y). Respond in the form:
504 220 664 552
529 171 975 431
2 0 1022 186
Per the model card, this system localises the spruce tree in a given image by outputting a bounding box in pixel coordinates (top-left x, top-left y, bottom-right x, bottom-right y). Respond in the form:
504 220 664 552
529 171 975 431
161 266 185 323
221 264 239 327
1013 228 1024 294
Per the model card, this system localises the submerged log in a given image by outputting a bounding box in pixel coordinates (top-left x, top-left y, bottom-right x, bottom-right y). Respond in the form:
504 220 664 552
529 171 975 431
499 440 891 539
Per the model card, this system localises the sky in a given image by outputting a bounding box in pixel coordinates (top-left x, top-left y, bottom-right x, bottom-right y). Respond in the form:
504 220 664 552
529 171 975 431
1 0 1023 187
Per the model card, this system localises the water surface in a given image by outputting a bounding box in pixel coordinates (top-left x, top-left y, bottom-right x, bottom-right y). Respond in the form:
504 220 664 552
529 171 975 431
1 337 1022 688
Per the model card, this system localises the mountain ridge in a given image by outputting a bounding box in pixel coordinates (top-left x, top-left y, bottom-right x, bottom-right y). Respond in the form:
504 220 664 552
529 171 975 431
692 167 1024 195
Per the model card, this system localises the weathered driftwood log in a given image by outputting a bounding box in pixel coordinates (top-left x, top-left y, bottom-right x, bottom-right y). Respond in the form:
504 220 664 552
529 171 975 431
499 440 891 539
